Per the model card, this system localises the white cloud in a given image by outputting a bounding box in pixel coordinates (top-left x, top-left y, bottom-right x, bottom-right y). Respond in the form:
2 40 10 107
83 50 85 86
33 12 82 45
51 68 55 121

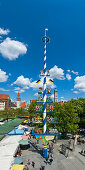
66 74 71 80
60 97 64 99
14 87 20 91
34 93 38 96
0 69 8 82
0 88 9 91
67 69 71 72
14 87 25 93
72 70 78 75
73 91 79 94
9 73 11 76
0 28 10 35
49 65 65 80
0 37 27 60
15 89 25 93
74 76 85 92
13 75 31 89
12 65 65 92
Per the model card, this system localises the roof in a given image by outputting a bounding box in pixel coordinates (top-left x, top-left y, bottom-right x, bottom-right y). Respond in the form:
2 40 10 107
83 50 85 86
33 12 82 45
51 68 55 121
0 94 11 100
20 102 26 108
14 102 26 108
8 128 24 135
0 118 25 135
14 102 17 106
59 101 64 106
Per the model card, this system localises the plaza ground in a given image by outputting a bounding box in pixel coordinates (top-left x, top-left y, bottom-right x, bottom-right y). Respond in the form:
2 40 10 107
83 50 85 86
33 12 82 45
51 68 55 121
22 138 85 170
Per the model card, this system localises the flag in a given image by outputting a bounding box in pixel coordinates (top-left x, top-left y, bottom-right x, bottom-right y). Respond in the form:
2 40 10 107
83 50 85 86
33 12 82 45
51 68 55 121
49 79 53 84
36 80 41 84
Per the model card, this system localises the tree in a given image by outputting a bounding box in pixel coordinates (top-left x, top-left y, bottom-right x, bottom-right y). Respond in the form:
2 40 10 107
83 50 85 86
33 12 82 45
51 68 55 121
54 101 80 133
28 100 37 119
70 98 85 128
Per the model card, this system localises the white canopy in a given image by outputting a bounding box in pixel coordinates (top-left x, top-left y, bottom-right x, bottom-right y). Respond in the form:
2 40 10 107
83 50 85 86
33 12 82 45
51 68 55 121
0 135 21 170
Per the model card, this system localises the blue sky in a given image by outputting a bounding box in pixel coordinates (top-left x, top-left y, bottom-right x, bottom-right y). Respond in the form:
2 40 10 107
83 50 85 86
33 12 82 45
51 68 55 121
0 0 85 102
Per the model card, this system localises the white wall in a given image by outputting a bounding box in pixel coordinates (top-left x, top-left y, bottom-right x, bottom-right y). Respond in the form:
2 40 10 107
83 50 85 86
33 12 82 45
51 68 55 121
0 102 5 111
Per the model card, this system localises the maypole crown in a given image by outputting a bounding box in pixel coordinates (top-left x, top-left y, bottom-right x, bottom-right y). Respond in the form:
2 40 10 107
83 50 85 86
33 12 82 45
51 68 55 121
42 36 50 43
42 28 50 43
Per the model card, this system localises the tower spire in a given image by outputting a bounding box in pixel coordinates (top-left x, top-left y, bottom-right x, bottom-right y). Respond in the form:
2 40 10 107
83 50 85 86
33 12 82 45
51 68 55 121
17 92 21 101
17 92 21 108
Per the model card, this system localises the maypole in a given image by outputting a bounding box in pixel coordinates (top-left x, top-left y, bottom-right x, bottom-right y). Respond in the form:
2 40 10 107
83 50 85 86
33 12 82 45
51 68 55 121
42 28 49 158
43 28 47 135
32 29 58 158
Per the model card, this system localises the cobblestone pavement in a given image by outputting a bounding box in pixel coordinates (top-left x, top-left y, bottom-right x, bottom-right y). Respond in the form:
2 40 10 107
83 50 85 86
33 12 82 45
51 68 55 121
22 138 85 170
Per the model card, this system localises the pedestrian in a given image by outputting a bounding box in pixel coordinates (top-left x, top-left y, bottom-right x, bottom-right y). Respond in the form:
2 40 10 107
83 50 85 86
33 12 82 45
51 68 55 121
84 150 85 156
50 153 53 158
49 158 53 165
45 157 48 164
49 144 51 153
40 165 45 170
47 154 49 159
15 152 18 157
51 143 53 148
28 159 30 165
18 151 21 156
32 161 35 168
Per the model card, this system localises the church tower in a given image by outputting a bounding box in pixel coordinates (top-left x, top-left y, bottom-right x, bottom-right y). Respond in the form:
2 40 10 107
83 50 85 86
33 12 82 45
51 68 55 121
17 92 21 108
54 88 58 102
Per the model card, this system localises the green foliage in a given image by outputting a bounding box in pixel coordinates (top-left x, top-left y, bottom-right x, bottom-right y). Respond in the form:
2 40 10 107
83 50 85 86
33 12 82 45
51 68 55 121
0 108 29 119
28 100 37 118
70 98 85 128
54 101 80 133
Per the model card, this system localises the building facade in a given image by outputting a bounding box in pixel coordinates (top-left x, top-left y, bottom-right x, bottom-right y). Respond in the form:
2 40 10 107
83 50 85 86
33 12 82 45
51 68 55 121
0 102 5 111
0 94 11 109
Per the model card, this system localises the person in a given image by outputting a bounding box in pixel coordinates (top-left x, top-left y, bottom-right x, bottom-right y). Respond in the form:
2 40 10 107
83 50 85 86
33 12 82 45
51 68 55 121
50 153 53 158
51 143 53 148
45 157 48 164
15 152 18 157
18 151 21 156
80 150 83 154
40 165 45 170
84 150 85 156
49 144 51 153
49 158 53 165
32 161 35 168
28 159 30 165
47 154 49 159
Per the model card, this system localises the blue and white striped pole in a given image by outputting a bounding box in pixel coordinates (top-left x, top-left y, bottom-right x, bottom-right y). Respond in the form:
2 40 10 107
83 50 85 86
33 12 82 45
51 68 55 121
43 28 48 135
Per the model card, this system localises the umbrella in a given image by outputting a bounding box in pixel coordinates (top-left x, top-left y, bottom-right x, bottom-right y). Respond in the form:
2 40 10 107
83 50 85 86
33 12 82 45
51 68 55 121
14 156 23 164
11 165 25 170
19 139 30 145
21 135 30 139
